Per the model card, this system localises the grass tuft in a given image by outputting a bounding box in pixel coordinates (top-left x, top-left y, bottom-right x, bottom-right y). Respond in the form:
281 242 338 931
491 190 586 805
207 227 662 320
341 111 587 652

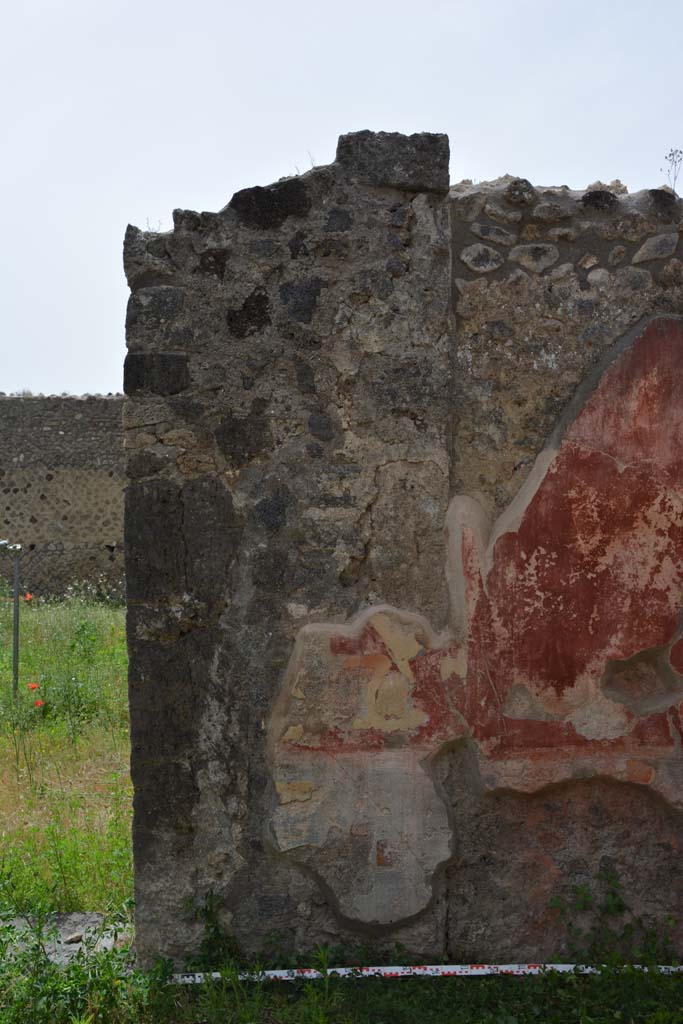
0 594 132 915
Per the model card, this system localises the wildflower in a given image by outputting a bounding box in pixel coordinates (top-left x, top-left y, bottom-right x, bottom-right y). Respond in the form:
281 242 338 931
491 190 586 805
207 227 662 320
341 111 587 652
34 699 44 708
27 683 39 691
24 593 32 602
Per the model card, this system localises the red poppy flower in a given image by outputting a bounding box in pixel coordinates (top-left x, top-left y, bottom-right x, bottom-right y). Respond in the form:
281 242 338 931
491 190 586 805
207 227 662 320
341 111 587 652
27 683 39 691
25 593 32 602
34 699 44 708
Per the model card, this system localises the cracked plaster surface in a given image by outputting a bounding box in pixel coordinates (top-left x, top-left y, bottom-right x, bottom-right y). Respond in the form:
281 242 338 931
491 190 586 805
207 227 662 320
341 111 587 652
268 316 683 927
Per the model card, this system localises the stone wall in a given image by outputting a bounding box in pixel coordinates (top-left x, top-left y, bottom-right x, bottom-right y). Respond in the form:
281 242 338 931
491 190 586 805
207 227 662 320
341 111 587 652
0 396 124 594
124 131 683 966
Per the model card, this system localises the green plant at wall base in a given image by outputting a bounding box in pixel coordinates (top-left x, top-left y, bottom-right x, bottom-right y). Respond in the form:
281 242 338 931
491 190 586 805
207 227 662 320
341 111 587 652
1 880 683 1022
186 891 246 971
549 866 679 968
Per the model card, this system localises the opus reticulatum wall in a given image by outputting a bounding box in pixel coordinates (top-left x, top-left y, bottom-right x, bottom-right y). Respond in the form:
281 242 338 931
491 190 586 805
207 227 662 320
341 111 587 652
0 395 124 593
124 131 683 965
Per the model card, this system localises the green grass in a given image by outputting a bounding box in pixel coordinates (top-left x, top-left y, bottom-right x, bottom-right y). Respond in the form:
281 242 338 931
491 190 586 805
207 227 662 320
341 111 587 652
2 938 683 1024
0 593 132 915
0 595 682 1022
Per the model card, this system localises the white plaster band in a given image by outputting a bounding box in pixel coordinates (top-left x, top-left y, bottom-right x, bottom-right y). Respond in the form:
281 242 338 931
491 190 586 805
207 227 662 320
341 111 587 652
173 963 683 984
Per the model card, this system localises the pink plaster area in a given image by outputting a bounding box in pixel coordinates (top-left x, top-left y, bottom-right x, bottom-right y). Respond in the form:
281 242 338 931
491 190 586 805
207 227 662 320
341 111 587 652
268 317 683 923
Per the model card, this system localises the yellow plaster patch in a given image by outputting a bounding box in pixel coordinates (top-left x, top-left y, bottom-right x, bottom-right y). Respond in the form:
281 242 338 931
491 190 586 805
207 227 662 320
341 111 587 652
276 780 316 804
282 724 304 743
352 666 428 734
370 613 423 680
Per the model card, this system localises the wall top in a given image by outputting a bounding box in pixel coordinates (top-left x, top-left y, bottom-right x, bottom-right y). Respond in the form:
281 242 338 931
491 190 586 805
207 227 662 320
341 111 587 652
335 130 450 194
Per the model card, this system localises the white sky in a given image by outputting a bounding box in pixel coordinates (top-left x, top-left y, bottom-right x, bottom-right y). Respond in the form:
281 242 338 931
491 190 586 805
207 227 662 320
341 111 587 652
2 0 682 395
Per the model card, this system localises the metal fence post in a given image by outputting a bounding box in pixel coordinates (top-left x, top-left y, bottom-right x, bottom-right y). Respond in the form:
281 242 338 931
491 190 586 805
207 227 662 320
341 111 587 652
12 550 20 697
1 540 23 696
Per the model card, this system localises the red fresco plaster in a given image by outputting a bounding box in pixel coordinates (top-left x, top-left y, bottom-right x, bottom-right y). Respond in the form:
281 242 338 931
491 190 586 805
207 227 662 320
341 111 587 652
459 318 683 777
269 317 683 927
278 319 683 802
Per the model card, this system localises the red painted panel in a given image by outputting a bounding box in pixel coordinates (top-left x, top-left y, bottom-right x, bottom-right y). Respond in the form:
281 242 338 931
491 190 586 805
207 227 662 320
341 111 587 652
285 319 683 798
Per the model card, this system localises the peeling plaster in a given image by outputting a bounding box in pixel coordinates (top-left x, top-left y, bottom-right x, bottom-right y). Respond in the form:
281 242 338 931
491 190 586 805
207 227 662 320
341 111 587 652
268 317 683 927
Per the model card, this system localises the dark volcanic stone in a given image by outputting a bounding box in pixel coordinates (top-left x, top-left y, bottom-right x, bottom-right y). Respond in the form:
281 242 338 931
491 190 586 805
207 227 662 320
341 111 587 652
226 288 271 338
581 189 619 211
125 479 185 600
228 178 311 230
165 396 204 422
648 189 679 219
198 248 230 278
279 278 324 323
308 411 335 441
124 353 191 396
125 286 185 328
132 759 200 831
254 485 292 531
335 130 450 194
125 476 240 602
288 231 308 259
182 476 241 599
214 410 271 467
325 208 353 232
293 357 316 394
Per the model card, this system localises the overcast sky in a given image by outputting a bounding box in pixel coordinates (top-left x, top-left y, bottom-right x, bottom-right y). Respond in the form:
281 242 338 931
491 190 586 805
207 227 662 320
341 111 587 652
2 0 682 395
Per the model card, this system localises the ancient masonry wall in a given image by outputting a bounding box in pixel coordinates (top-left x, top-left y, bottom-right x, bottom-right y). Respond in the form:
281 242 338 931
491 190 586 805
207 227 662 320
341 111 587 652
0 396 125 593
124 131 683 966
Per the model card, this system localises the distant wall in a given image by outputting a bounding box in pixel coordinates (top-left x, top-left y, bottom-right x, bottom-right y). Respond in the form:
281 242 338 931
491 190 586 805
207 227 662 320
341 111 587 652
0 396 124 594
